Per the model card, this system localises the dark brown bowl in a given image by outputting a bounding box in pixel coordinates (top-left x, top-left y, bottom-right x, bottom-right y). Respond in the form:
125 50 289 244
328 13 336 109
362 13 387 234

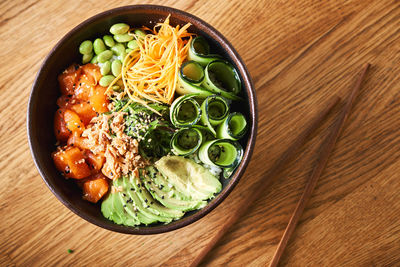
27 5 257 234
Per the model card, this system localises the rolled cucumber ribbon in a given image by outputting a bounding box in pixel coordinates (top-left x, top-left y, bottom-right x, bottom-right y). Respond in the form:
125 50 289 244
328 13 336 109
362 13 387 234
200 95 230 136
176 61 214 97
188 36 222 66
171 128 203 156
198 139 243 170
216 112 247 140
202 60 242 100
170 94 202 128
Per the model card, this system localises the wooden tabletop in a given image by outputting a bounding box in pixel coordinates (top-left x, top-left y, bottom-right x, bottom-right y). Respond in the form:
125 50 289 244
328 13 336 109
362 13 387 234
1 0 400 266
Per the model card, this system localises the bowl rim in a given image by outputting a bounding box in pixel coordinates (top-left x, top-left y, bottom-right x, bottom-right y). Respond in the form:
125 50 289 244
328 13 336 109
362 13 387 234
27 4 258 235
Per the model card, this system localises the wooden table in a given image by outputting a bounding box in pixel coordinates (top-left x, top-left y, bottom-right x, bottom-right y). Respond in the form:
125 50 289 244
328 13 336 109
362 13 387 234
1 0 400 266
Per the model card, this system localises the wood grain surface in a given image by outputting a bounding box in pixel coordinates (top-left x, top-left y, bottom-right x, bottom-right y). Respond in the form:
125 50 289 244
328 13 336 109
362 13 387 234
1 0 400 266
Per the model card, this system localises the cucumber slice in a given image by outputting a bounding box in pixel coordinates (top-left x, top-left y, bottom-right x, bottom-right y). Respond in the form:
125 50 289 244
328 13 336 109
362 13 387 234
200 95 230 135
216 112 248 140
171 127 203 156
187 36 222 66
198 139 243 169
202 60 242 100
170 94 202 128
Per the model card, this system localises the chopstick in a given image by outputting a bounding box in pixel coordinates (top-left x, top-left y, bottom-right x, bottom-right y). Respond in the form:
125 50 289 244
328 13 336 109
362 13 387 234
269 63 370 267
190 95 341 267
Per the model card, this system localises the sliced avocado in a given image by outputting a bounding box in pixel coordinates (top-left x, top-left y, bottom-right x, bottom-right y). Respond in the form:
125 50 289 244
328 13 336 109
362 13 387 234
101 187 136 226
155 156 222 200
113 177 140 226
131 173 184 219
122 176 173 224
141 168 207 211
146 166 191 200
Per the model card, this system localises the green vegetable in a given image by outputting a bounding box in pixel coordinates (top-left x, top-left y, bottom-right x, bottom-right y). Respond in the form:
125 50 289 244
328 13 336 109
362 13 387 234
171 128 203 156
198 139 243 176
79 40 93 55
103 35 115 47
100 61 111 75
82 53 93 64
114 33 134 43
111 60 122 77
126 48 133 54
99 75 115 87
127 40 138 49
202 60 242 100
97 50 113 63
176 61 214 97
111 43 126 56
67 249 74 254
170 94 202 128
216 112 247 140
90 55 98 64
134 29 146 39
187 36 221 66
93 38 106 55
200 95 229 135
110 23 130 35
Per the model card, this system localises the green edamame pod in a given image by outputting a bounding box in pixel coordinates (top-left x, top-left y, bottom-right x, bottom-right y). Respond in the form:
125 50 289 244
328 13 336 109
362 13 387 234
97 50 113 63
79 40 93 55
90 55 98 64
93 38 106 55
99 75 115 87
103 35 115 47
111 43 125 56
114 33 134 43
127 40 138 49
100 61 111 75
111 60 122 77
82 53 93 64
110 23 130 35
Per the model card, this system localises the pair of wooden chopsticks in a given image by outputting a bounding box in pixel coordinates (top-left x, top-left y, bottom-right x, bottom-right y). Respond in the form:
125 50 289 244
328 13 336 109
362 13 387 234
190 63 370 267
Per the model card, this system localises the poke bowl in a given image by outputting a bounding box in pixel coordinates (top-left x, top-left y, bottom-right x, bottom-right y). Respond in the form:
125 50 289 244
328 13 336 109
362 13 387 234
27 5 257 234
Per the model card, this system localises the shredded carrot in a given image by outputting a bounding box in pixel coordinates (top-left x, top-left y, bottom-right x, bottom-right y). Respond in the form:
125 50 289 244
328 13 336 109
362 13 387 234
107 15 193 106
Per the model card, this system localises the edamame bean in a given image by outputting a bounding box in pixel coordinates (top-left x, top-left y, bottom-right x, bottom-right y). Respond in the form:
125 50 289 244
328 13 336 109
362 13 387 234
127 40 138 49
111 60 122 77
119 51 127 61
97 50 113 63
93 38 106 55
100 61 111 75
110 23 130 35
90 55 98 64
111 43 125 56
82 53 93 64
134 29 146 39
126 48 133 54
103 35 115 47
99 75 115 87
79 40 93 55
112 85 120 91
114 33 134 43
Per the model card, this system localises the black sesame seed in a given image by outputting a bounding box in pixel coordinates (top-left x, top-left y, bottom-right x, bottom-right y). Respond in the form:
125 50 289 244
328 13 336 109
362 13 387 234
161 196 165 199
144 199 148 203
